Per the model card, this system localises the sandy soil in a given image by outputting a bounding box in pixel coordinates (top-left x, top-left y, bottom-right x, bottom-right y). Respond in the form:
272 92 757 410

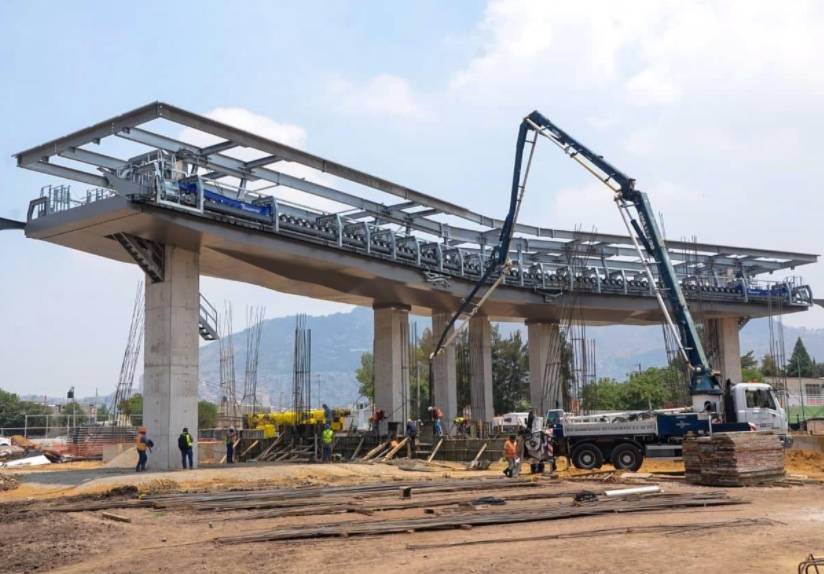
3 457 824 574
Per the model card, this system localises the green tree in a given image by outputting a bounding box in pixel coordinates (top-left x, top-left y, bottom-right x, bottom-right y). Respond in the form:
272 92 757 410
0 389 52 429
741 367 764 383
581 378 625 411
118 393 144 417
761 353 778 377
198 400 218 428
62 402 85 416
740 351 758 370
786 337 814 377
621 368 672 410
492 330 530 414
355 352 374 400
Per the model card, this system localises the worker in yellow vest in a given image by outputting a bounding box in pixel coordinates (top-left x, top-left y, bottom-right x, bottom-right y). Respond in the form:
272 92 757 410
321 424 334 463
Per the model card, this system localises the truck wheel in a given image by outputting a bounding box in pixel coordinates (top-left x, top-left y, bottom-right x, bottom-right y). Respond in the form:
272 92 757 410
571 443 604 470
610 443 643 471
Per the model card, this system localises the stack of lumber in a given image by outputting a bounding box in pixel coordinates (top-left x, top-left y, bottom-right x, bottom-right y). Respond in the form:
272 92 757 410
684 432 784 486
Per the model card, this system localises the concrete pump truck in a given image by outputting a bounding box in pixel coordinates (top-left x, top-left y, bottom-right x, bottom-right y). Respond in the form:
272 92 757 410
510 111 789 471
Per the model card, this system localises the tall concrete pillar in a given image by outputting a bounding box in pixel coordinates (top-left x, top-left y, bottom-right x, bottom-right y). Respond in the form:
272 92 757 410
143 246 200 471
431 312 457 425
373 304 410 423
527 320 561 414
469 315 494 422
707 317 742 384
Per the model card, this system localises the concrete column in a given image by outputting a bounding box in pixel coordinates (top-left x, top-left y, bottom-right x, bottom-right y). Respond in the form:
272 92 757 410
431 312 457 425
469 315 494 422
527 320 561 414
707 317 742 384
373 305 410 423
143 246 200 471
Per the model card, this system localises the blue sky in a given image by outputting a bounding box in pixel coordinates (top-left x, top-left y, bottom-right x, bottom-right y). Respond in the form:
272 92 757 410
2 1 823 397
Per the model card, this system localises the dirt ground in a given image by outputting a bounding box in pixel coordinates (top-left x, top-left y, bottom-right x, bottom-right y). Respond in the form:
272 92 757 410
4 454 824 574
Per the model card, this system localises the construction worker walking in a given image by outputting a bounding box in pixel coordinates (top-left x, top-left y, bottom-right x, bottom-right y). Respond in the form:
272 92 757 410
504 434 520 478
428 405 444 436
321 424 334 463
135 427 152 472
225 427 236 464
178 427 194 469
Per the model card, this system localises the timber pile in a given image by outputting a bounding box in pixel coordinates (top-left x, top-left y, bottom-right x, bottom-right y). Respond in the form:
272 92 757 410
215 491 744 544
684 432 785 486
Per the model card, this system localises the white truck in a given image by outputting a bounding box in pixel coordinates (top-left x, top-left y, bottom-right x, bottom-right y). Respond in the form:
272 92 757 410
543 382 789 471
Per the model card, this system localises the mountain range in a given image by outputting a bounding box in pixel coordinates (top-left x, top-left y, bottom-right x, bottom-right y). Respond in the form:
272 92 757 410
198 307 824 408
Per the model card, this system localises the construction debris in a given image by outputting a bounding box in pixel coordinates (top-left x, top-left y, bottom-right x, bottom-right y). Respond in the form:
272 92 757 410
684 432 785 486
214 491 744 544
100 512 132 523
0 472 19 491
405 517 776 550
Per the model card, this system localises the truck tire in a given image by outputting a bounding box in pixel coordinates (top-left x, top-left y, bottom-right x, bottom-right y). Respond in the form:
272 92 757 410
571 443 604 470
610 443 643 471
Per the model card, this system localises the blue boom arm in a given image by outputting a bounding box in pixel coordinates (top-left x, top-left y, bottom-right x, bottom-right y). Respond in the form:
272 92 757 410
520 111 720 397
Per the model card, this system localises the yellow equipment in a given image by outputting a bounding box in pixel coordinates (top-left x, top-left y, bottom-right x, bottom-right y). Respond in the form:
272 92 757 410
244 408 351 434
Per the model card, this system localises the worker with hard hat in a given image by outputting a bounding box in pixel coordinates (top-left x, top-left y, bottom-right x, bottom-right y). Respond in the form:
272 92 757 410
178 427 195 469
504 434 520 478
135 426 153 472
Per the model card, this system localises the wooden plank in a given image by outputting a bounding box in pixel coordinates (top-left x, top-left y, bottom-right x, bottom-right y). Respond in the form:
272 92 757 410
362 441 388 461
238 440 260 461
350 435 366 461
426 439 444 463
255 435 284 462
219 439 241 464
383 438 408 461
466 443 488 469
100 512 132 523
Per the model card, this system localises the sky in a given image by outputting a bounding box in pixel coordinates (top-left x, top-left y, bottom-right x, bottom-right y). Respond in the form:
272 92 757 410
1 0 823 398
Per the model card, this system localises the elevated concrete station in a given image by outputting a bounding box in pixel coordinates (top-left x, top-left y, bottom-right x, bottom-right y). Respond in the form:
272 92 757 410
9 102 818 468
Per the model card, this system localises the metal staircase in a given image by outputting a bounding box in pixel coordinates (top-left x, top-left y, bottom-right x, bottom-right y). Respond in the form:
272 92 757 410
198 293 219 341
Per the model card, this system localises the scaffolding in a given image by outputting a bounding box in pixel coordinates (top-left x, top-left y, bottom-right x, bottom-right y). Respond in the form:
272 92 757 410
111 281 144 423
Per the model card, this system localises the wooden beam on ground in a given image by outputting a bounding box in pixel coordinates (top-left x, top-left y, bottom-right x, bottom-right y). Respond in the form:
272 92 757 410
426 439 444 463
382 437 408 461
350 435 366 461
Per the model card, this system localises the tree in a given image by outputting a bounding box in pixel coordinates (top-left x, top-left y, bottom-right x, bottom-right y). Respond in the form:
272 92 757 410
761 353 778 377
492 330 530 414
786 337 814 377
198 400 218 428
740 351 758 370
355 353 374 400
0 389 51 429
741 367 764 383
62 402 85 416
621 368 672 410
118 393 143 418
581 378 624 411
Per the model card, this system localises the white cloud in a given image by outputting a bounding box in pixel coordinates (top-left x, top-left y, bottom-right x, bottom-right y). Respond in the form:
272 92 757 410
327 74 431 120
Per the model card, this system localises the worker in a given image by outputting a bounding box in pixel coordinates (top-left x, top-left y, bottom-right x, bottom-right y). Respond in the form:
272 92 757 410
178 427 194 469
225 427 236 464
135 426 152 472
321 423 334 463
322 403 332 426
428 405 444 436
405 419 417 457
504 434 520 478
370 409 386 435
454 416 469 437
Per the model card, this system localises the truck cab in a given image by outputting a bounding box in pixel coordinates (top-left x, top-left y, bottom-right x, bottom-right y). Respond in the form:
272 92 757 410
730 382 788 436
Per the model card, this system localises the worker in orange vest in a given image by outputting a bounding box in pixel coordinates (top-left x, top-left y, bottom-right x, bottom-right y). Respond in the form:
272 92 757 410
503 434 520 478
135 426 153 472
